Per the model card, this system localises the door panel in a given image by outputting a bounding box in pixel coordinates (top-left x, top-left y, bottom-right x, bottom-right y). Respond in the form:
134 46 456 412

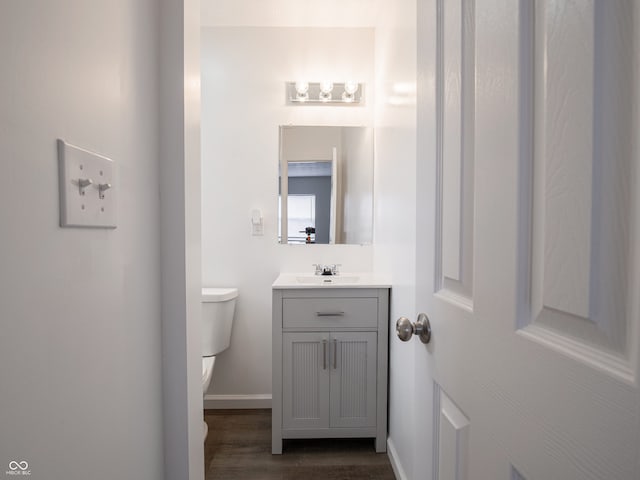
437 0 475 307
329 331 377 428
282 332 330 429
521 0 637 380
433 384 470 480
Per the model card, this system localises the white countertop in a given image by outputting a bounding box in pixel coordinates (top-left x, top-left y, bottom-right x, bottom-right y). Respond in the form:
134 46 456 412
272 272 392 289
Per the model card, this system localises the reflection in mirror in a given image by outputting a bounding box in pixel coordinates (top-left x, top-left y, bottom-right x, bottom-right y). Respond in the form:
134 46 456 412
279 126 373 245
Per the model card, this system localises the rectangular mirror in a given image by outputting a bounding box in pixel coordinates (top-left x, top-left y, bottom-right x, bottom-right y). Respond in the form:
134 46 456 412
279 126 373 245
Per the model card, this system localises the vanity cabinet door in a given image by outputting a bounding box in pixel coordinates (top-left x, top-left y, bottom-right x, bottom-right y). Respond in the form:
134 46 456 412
282 332 330 430
329 331 377 428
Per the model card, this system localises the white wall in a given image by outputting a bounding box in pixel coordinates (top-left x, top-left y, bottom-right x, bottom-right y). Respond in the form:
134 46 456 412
201 26 375 403
0 2 164 479
372 0 418 478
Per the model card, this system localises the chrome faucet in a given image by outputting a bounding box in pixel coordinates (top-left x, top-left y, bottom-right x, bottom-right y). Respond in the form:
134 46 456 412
312 264 342 276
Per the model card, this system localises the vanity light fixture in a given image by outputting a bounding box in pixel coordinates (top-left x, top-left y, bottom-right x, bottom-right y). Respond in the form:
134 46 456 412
286 81 364 106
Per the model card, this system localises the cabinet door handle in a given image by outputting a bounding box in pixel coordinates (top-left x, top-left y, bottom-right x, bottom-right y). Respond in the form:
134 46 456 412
316 311 345 317
333 339 338 369
322 339 328 370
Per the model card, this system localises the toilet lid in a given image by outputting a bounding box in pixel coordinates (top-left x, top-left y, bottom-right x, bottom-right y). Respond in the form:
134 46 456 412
201 287 238 302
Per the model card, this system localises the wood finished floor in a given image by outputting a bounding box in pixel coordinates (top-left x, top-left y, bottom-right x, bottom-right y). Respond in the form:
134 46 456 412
204 409 396 480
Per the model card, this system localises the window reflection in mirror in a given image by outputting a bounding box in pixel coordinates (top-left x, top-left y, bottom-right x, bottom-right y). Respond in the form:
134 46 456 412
278 126 374 245
278 193 317 244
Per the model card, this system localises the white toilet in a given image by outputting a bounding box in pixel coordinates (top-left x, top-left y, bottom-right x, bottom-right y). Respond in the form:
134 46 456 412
201 287 238 442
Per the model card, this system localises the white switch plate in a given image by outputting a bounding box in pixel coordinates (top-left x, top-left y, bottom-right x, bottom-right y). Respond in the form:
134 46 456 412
252 223 264 236
57 139 117 228
251 209 264 236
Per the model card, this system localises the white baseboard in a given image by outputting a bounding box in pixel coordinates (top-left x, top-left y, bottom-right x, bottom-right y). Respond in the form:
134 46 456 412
387 438 409 480
203 394 272 410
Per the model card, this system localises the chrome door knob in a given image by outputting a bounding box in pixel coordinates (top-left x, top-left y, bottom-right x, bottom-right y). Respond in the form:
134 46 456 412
396 313 432 344
396 317 414 341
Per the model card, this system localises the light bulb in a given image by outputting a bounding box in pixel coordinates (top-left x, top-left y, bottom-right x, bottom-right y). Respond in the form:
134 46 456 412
319 81 334 93
344 81 359 95
318 81 333 102
294 81 309 101
295 81 309 94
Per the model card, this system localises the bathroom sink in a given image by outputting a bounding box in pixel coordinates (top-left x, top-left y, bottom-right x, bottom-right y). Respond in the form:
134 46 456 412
295 275 360 285
272 273 391 289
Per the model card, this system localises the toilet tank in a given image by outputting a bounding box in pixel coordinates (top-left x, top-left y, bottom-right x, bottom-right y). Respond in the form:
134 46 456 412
201 287 238 357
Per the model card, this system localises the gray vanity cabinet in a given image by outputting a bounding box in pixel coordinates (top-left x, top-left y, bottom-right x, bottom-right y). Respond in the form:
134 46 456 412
282 331 377 430
272 288 389 454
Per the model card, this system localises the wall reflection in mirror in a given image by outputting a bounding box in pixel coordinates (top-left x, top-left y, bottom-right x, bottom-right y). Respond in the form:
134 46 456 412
279 126 373 245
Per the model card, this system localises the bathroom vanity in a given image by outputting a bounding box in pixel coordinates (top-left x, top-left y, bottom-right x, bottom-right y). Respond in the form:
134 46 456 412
271 273 390 454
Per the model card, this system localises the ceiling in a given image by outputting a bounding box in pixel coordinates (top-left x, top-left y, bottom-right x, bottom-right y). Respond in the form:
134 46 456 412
201 0 382 28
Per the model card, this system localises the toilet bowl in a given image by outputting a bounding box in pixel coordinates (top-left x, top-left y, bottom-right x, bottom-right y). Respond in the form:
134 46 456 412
201 356 216 442
201 287 238 442
202 356 216 393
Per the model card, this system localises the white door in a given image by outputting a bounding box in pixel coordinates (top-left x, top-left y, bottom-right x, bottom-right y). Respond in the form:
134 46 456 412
408 1 640 479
